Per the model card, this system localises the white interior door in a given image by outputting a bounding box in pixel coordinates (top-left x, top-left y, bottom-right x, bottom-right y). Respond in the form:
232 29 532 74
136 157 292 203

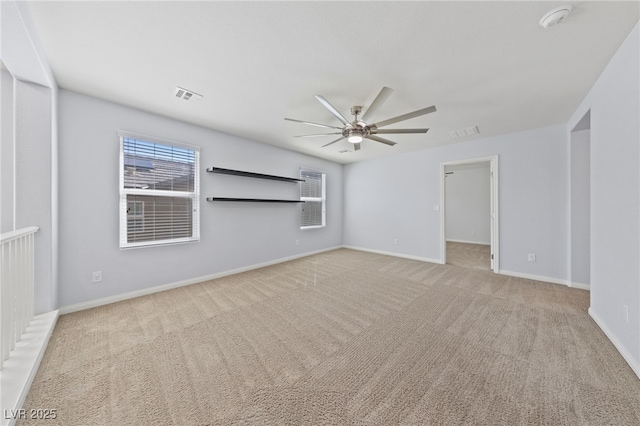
490 164 495 271
489 157 499 272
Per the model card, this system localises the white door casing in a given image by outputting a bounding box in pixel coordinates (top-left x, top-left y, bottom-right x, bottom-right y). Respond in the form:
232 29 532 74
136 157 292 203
440 155 499 271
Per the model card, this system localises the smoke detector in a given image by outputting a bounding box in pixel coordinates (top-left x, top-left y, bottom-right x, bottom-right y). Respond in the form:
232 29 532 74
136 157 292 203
175 86 203 102
539 5 573 28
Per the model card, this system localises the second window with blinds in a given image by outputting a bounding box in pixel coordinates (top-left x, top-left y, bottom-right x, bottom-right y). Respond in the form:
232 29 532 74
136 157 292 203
300 169 326 229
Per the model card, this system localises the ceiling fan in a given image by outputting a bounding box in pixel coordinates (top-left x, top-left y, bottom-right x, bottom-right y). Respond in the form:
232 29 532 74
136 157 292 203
285 87 436 151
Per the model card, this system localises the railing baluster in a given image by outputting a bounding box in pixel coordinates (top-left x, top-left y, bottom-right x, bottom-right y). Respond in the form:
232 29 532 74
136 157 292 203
0 226 39 370
28 233 35 320
17 237 24 339
1 242 6 368
10 238 16 353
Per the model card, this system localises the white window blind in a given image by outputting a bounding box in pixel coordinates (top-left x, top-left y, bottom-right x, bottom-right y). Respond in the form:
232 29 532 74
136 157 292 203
300 169 326 228
119 134 200 248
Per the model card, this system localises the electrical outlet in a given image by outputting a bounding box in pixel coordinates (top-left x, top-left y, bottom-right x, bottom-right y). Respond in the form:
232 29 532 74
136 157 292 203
623 304 629 324
528 254 536 262
393 238 399 245
92 271 102 283
295 240 299 246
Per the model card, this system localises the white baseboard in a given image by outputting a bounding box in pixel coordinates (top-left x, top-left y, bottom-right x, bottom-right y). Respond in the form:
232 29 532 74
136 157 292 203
499 269 591 291
1 310 59 426
446 239 490 245
498 269 570 286
569 281 590 290
343 245 443 264
589 308 640 380
59 246 342 315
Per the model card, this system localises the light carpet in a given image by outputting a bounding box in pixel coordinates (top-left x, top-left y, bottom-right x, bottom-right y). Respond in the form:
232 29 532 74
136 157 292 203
18 248 640 425
446 242 491 271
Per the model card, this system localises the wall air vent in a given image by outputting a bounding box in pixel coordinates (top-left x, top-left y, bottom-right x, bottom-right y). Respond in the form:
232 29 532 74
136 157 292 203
448 126 479 139
175 86 203 102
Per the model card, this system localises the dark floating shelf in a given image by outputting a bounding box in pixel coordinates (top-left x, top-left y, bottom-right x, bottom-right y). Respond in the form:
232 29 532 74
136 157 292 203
207 197 304 203
207 167 304 183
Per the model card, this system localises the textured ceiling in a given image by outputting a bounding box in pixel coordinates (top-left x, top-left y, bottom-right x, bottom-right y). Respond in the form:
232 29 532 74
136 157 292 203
26 1 639 164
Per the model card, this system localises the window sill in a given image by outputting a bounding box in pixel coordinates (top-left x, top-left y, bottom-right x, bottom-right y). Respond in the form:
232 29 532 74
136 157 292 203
120 237 200 250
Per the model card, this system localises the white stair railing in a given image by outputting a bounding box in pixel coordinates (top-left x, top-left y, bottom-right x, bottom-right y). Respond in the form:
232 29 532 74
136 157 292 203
0 226 38 370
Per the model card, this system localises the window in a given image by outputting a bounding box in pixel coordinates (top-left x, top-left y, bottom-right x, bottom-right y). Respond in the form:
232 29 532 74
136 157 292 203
300 169 326 229
119 133 200 248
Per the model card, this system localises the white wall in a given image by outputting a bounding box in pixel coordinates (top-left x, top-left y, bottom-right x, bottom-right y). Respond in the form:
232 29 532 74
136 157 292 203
1 1 59 313
13 80 56 314
570 128 590 287
1 69 14 233
57 90 342 308
0 76 57 313
568 21 640 375
344 124 568 281
445 163 490 245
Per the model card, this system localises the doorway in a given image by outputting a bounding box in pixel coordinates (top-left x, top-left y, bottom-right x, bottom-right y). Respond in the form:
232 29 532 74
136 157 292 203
440 156 499 272
570 111 591 289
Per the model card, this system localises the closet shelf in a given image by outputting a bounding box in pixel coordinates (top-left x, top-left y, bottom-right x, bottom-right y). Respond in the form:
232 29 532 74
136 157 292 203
206 167 304 182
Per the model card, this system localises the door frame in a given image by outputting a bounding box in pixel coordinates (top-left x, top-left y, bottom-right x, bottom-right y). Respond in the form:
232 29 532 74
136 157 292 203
440 155 499 272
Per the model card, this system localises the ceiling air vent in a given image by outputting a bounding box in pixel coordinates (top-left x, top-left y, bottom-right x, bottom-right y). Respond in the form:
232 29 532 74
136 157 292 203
448 126 479 139
175 86 203 102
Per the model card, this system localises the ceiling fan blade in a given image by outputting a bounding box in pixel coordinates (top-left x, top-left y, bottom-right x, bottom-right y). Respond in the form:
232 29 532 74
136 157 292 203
367 135 398 146
284 117 342 130
354 143 361 151
375 128 429 134
294 133 342 138
361 86 393 122
373 105 437 128
322 135 347 147
314 95 351 126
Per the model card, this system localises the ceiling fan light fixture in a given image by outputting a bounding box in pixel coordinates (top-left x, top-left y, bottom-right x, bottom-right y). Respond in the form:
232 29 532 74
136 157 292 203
285 86 437 151
347 129 364 143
